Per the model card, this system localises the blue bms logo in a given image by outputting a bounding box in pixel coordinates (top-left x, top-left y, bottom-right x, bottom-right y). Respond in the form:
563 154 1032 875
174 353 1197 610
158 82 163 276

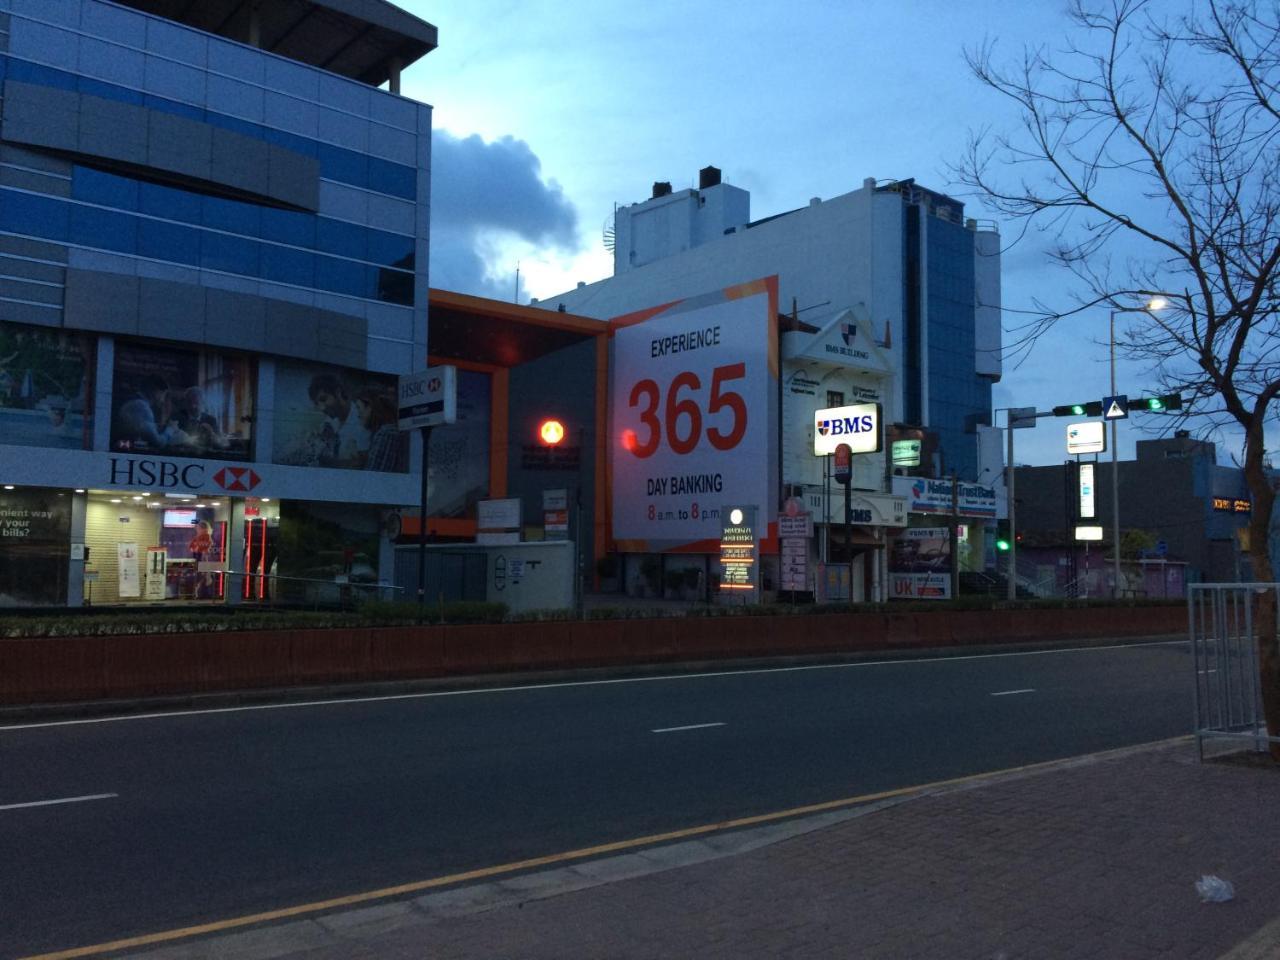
816 414 875 437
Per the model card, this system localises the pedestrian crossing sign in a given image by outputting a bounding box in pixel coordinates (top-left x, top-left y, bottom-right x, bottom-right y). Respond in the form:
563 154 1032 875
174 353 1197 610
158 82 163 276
1103 395 1129 420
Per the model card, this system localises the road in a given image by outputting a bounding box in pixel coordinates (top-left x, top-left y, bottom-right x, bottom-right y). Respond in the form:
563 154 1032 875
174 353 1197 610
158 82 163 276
1 639 1191 958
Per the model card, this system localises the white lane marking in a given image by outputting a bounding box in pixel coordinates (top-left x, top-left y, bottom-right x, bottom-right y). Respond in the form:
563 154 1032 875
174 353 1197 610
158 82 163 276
0 639 1187 732
0 792 117 811
652 722 726 734
990 688 1036 697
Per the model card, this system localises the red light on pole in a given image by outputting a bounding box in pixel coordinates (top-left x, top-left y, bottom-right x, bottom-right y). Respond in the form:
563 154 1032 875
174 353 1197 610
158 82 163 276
539 419 566 446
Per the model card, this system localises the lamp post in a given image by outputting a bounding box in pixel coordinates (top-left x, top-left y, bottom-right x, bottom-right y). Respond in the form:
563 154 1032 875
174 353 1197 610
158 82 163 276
1108 297 1166 597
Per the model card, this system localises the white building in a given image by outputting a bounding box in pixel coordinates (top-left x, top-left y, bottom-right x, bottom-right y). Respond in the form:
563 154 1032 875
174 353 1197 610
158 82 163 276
537 169 1004 600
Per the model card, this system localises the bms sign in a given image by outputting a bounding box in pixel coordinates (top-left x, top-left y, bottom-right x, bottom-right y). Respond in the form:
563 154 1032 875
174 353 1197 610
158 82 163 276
813 403 882 455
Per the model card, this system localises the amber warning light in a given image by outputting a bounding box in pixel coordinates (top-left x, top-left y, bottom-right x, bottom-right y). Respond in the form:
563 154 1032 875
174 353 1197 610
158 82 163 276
539 419 566 446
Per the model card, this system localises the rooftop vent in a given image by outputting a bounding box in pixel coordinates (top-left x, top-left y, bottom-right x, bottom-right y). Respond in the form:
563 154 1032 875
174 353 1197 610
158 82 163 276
699 166 722 189
652 181 673 198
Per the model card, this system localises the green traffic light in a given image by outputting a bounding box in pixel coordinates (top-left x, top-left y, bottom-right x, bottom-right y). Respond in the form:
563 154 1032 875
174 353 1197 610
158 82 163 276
1071 404 1085 415
995 538 1011 552
1146 397 1165 411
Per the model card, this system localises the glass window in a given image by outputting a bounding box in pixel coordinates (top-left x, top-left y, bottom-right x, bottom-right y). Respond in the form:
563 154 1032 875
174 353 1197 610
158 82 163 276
366 229 415 269
318 143 368 189
70 203 138 254
369 157 416 200
316 217 366 260
138 218 200 265
144 93 204 122
140 180 201 223
78 75 142 105
260 206 315 247
375 267 414 306
199 231 260 277
72 166 140 211
0 189 70 242
202 195 261 235
260 244 314 288
6 58 77 92
313 254 365 297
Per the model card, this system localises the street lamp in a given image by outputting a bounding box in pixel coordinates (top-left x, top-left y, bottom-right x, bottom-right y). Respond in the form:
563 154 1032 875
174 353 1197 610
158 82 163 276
1109 297 1166 597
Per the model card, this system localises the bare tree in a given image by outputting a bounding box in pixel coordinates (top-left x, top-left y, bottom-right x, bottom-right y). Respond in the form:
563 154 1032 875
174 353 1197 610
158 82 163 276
956 0 1280 757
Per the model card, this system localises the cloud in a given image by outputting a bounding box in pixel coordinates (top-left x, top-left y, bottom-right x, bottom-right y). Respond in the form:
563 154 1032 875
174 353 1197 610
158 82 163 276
428 131 580 298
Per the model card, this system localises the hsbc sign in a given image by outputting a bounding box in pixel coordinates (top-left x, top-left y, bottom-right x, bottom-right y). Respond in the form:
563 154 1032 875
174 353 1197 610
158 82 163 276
813 403 882 455
106 457 260 493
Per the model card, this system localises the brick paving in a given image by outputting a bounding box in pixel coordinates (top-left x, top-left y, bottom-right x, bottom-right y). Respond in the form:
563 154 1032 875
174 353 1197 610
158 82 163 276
131 741 1280 960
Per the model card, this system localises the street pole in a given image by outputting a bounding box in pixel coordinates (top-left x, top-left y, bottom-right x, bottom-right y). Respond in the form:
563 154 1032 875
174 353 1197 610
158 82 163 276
950 471 960 602
417 424 433 608
1110 310 1121 598
1006 412 1016 601
844 478 852 606
576 425 585 619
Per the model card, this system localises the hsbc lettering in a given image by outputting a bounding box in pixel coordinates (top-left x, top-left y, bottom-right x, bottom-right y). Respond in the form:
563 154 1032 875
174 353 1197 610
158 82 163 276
108 457 205 490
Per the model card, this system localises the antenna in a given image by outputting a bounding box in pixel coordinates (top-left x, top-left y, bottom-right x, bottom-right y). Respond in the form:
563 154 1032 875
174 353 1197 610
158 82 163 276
514 261 520 303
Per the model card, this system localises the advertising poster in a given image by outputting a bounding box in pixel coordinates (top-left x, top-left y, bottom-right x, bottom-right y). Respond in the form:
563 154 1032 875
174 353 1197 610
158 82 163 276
611 277 778 547
273 361 408 473
0 320 94 450
111 343 253 461
144 548 168 601
890 527 952 600
117 541 141 598
0 487 72 606
427 370 491 515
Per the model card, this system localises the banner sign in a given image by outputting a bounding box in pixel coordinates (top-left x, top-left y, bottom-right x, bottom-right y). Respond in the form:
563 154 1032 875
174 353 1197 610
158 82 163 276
398 365 458 431
117 541 140 598
1067 421 1105 455
889 527 951 600
814 403 881 455
892 476 999 518
1078 462 1096 519
611 278 777 545
719 505 758 598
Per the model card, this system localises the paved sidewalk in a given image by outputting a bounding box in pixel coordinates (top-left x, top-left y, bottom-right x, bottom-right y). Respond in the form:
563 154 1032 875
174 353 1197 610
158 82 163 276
126 740 1280 960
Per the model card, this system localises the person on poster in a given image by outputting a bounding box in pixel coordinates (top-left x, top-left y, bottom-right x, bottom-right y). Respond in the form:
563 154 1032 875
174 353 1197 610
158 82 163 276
355 387 406 472
172 386 229 454
114 374 181 451
308 373 370 467
189 520 214 599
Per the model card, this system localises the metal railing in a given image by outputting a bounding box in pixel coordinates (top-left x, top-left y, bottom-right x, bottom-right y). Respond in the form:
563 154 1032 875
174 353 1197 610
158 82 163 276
1189 583 1279 759
233 573 403 611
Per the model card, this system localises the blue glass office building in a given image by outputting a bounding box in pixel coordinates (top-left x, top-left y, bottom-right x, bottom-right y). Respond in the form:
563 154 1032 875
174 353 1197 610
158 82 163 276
0 0 435 606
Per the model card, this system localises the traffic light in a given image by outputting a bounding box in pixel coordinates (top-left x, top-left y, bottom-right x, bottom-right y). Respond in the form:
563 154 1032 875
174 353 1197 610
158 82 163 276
1136 394 1183 412
1052 401 1103 417
995 520 1011 552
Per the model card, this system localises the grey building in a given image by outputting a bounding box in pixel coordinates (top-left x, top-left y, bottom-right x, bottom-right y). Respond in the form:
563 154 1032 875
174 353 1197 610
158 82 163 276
1012 434 1251 592
0 0 436 606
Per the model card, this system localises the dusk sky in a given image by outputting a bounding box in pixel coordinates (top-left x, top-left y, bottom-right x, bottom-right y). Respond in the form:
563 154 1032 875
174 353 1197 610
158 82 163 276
397 0 1226 471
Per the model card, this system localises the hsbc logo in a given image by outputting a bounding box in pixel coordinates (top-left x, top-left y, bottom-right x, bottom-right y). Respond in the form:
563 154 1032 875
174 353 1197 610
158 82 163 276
213 467 261 492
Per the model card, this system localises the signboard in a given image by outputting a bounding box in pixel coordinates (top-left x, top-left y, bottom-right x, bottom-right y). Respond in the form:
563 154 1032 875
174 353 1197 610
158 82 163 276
889 527 951 601
892 477 999 519
719 505 758 599
477 497 521 545
144 548 168 600
813 403 881 455
611 279 776 544
1067 421 1106 455
1103 395 1129 420
1075 525 1105 541
780 535 809 592
891 438 922 467
543 509 569 540
1078 462 1096 519
117 541 140 598
397 365 458 431
1212 497 1251 513
1009 406 1037 429
542 489 568 511
778 513 814 538
833 443 852 484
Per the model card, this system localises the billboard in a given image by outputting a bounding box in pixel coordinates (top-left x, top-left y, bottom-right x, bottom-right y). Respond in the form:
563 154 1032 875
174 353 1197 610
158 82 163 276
0 320 94 450
813 403 881 455
611 278 778 546
111 342 253 461
889 526 952 600
272 361 408 473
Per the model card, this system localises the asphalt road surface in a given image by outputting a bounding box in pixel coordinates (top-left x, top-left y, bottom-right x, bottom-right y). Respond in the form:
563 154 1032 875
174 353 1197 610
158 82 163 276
1 639 1192 958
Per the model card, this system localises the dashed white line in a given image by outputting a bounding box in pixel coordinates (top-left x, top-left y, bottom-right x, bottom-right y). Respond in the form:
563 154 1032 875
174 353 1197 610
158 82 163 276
652 722 726 734
0 792 118 811
990 689 1036 697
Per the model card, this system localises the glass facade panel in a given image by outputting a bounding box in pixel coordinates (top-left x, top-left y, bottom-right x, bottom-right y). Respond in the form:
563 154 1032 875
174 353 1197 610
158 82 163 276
0 320 95 450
